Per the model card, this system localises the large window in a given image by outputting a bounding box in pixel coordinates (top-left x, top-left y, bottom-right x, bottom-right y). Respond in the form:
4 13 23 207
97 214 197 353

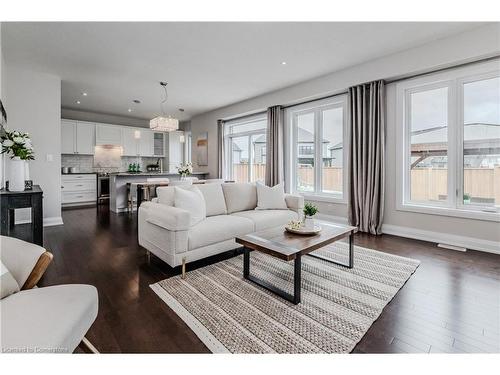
288 96 347 201
397 60 500 221
225 115 267 183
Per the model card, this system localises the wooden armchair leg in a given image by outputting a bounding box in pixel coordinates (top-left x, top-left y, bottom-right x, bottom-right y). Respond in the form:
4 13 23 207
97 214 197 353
21 251 54 290
81 337 99 354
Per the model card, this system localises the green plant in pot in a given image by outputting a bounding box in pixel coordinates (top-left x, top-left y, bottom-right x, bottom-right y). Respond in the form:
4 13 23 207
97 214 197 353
463 193 471 204
303 202 318 230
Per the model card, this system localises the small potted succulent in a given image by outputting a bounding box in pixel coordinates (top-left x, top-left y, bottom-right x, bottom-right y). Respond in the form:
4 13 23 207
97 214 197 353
303 202 318 230
176 162 193 179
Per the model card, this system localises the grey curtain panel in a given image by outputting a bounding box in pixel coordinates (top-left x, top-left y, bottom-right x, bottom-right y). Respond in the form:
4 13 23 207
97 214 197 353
265 105 284 187
348 80 386 235
217 119 225 179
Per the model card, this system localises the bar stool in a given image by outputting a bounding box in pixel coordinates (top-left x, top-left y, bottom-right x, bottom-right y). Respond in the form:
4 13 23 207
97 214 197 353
146 178 170 199
126 182 150 212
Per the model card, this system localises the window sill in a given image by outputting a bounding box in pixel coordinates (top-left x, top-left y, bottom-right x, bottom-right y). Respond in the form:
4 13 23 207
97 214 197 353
397 202 500 223
299 193 347 205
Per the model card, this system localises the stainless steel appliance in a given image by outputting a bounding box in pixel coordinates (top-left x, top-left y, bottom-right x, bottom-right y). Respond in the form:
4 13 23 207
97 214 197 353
97 173 110 205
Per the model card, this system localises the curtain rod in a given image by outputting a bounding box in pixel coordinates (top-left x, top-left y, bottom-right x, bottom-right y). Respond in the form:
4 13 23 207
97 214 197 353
222 54 500 119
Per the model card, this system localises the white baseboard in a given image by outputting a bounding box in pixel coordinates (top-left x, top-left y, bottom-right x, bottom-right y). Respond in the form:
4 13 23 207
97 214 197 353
316 213 500 255
14 217 63 227
43 217 64 227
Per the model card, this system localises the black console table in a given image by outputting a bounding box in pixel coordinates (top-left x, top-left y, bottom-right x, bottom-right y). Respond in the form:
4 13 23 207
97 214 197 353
0 185 43 246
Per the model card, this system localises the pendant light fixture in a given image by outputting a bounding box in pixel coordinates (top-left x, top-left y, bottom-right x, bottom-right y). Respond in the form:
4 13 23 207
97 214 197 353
150 81 179 132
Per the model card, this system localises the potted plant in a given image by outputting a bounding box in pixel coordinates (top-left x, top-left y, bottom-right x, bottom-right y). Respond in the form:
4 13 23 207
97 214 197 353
1 129 34 191
176 162 193 179
463 193 471 204
303 202 318 230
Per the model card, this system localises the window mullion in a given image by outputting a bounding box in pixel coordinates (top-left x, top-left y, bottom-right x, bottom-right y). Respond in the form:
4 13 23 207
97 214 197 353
315 109 322 194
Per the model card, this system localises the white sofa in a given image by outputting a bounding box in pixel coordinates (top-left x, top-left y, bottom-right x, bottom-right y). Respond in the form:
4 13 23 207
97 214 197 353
138 182 304 268
0 236 98 353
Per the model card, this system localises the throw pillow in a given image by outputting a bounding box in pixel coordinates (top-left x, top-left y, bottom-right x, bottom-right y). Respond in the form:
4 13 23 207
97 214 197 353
255 181 288 210
196 183 227 216
1 260 20 299
174 186 207 226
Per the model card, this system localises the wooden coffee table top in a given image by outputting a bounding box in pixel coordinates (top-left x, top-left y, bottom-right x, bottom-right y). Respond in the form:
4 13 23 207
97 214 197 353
235 221 357 261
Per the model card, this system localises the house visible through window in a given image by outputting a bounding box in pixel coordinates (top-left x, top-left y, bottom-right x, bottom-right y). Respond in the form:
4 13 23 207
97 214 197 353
287 96 347 201
397 60 500 220
224 115 267 183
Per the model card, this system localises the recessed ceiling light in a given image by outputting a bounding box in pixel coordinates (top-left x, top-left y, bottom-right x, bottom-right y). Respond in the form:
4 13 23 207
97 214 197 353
76 100 81 104
281 61 287 65
82 92 88 96
128 108 132 112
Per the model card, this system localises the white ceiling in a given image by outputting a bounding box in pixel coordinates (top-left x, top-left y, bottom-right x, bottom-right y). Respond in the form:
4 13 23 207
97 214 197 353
2 22 485 121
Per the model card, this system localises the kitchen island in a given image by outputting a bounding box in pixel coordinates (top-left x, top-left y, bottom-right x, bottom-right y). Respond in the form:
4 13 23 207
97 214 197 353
109 172 208 213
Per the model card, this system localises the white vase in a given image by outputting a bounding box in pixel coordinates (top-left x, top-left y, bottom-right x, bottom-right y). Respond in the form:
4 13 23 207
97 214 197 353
8 157 25 191
304 217 315 230
24 161 30 180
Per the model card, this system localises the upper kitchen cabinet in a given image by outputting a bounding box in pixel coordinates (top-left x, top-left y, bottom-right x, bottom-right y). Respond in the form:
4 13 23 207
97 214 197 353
122 127 139 156
61 120 76 154
61 120 95 155
153 132 165 157
138 129 154 157
75 121 95 154
96 124 122 145
122 127 154 156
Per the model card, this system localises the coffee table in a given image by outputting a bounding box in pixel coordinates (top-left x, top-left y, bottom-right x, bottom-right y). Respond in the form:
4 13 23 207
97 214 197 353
235 222 357 304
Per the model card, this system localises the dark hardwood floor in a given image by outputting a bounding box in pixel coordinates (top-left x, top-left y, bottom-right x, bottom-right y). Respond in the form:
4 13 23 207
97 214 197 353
33 206 500 353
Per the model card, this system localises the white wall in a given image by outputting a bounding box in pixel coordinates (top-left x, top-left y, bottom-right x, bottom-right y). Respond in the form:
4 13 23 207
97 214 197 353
3 65 62 226
190 23 500 250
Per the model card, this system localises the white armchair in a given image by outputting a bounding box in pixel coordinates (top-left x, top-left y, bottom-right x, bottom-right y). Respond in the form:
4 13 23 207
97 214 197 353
0 236 99 353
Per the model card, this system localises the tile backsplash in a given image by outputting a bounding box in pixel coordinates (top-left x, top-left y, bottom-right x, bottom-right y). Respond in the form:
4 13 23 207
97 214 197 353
62 154 164 173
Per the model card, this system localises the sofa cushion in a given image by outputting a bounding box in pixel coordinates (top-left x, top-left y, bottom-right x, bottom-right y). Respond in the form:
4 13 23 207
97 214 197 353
156 185 193 206
1 261 19 299
188 215 254 250
222 183 257 214
256 181 288 210
196 183 227 216
0 284 98 353
231 209 298 231
174 186 206 226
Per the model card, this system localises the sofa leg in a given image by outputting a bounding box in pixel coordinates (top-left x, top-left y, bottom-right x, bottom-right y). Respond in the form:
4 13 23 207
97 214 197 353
181 257 186 279
81 336 99 354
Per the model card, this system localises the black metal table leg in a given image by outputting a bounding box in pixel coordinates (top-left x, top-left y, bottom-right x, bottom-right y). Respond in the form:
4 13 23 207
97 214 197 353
306 232 354 269
242 247 302 304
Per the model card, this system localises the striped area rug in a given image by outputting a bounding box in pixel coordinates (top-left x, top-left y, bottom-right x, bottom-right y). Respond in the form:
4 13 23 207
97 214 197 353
151 242 420 353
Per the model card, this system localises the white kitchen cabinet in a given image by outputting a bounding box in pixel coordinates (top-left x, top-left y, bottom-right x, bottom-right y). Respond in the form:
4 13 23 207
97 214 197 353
75 122 95 154
61 174 96 206
61 120 95 155
166 131 184 173
122 127 139 156
153 132 165 157
139 130 154 157
61 120 76 154
96 124 122 145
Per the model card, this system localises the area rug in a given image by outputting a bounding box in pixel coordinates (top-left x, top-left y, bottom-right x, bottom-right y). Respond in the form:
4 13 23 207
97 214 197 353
151 242 420 353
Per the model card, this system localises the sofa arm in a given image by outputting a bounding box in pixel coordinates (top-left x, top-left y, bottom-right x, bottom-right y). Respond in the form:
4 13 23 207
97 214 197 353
285 193 304 214
141 202 191 231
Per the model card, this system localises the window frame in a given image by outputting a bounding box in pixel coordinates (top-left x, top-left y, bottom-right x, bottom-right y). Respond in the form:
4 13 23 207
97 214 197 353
224 113 267 183
287 95 348 203
396 60 500 222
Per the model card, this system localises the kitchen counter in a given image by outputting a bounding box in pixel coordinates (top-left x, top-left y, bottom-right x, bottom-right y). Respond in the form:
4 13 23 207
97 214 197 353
61 172 97 175
112 172 207 177
109 171 209 213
